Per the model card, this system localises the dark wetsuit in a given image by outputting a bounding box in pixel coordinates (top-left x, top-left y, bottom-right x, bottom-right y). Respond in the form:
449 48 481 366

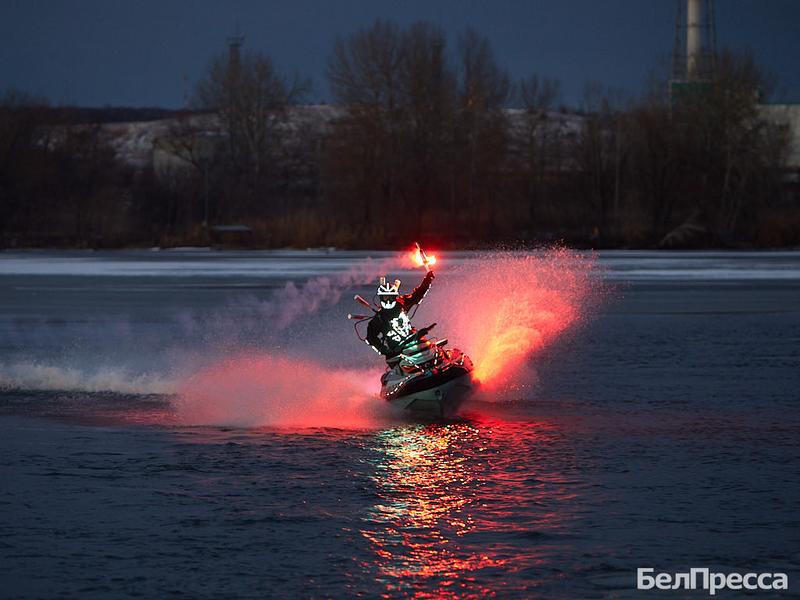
366 271 434 358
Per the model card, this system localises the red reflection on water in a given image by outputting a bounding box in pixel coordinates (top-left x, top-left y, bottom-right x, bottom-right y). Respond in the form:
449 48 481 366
362 418 572 597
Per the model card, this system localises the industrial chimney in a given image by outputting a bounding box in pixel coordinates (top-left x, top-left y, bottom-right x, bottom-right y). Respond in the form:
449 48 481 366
686 0 703 80
670 0 716 102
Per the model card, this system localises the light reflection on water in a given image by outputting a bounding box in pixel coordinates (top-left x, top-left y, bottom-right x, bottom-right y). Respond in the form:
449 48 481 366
361 417 587 597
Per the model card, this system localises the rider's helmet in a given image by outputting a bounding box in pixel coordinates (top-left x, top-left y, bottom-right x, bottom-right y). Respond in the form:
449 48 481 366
377 276 400 309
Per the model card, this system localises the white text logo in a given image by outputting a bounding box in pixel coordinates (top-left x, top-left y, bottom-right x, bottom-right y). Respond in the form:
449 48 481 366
637 567 788 595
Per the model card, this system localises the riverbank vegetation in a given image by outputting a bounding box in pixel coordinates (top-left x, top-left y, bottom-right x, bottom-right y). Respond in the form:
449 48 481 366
1 20 796 249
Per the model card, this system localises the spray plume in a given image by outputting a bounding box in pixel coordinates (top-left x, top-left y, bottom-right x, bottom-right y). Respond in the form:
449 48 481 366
423 247 603 395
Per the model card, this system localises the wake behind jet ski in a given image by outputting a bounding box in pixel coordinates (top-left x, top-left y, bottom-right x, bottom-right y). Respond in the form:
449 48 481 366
348 244 475 418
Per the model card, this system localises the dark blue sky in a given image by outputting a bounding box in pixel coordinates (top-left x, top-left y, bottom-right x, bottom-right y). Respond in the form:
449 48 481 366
1 0 798 108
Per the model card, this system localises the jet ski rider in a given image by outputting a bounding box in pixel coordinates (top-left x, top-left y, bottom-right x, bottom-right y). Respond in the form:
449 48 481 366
366 270 435 360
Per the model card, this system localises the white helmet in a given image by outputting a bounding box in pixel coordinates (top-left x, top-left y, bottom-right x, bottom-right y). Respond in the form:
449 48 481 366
377 276 400 309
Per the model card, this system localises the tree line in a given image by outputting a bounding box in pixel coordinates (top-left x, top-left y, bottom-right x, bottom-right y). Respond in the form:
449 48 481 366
1 19 796 249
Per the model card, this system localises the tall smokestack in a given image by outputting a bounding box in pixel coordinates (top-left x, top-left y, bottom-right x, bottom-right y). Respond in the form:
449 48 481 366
686 0 703 80
228 34 244 74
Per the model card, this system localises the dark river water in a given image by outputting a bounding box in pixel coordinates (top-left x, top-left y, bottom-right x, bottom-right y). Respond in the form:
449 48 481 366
1 250 798 598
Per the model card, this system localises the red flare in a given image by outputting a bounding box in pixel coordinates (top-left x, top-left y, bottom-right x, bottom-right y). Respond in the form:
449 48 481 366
410 246 437 269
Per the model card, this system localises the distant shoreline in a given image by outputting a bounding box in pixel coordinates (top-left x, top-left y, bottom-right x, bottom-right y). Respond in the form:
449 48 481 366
2 243 799 252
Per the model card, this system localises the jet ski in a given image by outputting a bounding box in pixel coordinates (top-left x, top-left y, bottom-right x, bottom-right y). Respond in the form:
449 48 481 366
348 307 476 418
380 324 475 418
348 243 475 418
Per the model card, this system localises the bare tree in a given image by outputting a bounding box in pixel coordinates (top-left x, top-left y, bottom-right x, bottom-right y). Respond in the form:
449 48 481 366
327 20 404 234
455 29 511 229
626 99 681 241
571 82 630 239
666 49 789 243
518 75 561 227
195 50 309 186
325 21 515 242
398 22 455 230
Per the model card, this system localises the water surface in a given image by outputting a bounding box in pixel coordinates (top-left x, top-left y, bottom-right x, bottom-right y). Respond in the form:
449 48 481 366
1 250 798 598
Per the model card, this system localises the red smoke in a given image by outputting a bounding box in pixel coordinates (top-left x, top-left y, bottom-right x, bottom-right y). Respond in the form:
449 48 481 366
177 247 602 427
176 354 387 428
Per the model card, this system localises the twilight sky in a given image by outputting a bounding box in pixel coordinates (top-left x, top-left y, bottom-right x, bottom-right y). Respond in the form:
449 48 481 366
1 0 798 108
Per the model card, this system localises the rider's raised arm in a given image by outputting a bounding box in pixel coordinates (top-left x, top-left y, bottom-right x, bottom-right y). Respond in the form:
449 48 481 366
400 270 435 309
